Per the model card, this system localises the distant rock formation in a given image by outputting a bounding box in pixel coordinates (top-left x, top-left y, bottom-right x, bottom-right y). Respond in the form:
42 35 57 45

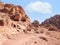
41 15 60 31
32 20 40 27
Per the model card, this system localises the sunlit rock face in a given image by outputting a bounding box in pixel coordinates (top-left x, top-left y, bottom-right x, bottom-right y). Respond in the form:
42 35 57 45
41 15 60 31
0 2 30 32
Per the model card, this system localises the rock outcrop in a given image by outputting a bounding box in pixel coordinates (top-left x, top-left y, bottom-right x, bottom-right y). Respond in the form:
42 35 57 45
0 2 30 33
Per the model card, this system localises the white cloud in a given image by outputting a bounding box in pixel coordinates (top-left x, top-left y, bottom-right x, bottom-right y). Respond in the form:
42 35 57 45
26 1 52 14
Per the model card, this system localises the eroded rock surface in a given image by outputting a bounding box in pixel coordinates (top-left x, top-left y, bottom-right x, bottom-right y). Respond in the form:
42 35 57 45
0 2 30 32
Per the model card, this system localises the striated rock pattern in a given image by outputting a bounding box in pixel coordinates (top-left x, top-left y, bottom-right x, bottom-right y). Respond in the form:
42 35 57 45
0 2 60 45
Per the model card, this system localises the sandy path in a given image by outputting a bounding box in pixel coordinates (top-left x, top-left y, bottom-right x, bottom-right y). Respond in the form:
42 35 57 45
2 33 60 45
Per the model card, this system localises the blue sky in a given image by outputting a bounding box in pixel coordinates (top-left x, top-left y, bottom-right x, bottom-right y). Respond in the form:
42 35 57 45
0 0 60 23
